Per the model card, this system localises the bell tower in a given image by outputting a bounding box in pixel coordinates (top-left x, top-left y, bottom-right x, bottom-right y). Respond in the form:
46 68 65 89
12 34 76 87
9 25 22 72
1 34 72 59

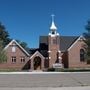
48 15 62 68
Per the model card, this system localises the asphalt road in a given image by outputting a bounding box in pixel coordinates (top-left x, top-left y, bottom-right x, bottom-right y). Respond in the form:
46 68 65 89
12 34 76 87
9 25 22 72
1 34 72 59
0 72 90 88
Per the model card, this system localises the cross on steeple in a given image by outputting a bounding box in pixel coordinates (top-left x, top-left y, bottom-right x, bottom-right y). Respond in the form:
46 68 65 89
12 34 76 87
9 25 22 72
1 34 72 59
49 14 59 36
50 14 57 30
51 14 55 23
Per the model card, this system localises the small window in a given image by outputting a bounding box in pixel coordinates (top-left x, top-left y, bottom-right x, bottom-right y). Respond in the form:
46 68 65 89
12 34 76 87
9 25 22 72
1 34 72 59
12 46 16 52
52 31 55 34
21 57 25 63
11 56 16 63
80 49 85 62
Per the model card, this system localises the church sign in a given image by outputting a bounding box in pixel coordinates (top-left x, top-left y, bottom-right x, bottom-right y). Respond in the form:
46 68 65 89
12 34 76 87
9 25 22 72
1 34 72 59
53 63 63 68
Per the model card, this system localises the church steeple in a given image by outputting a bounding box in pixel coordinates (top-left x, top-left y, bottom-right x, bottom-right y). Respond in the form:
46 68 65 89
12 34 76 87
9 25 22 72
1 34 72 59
50 14 57 30
49 14 59 36
48 15 62 68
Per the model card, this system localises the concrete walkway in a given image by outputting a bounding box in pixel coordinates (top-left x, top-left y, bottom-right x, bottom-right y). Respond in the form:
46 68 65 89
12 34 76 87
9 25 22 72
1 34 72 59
0 86 90 90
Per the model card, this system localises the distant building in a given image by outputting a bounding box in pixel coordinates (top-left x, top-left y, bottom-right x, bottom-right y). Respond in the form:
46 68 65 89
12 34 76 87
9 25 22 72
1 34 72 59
0 16 90 71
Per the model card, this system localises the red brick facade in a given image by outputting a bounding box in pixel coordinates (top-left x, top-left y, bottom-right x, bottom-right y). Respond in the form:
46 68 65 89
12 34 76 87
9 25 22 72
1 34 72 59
0 40 30 70
0 35 90 71
68 38 90 68
48 35 62 68
0 18 90 71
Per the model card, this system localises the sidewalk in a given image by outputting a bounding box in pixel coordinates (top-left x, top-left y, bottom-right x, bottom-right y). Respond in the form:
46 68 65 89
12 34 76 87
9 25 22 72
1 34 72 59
0 86 90 90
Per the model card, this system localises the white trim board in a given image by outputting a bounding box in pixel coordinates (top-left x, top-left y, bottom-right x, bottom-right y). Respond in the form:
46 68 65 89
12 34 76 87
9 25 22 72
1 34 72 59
4 39 30 56
30 51 45 59
68 35 85 51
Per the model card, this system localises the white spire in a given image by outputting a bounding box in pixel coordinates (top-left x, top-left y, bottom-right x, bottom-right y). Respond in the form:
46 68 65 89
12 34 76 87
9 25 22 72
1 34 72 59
50 14 57 30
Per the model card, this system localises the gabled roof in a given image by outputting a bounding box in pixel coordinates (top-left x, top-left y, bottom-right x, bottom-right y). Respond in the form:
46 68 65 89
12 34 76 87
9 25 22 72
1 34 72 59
39 36 48 44
40 50 48 57
60 36 79 52
30 51 45 59
28 48 48 57
29 48 39 55
4 39 30 56
68 35 85 51
39 36 79 52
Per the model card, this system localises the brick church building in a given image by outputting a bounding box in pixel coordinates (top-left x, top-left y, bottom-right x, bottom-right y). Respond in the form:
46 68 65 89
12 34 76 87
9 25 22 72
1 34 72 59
0 16 90 71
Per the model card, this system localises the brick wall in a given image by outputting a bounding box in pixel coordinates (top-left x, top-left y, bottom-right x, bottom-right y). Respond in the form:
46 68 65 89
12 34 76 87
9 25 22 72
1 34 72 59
0 42 30 70
68 40 90 68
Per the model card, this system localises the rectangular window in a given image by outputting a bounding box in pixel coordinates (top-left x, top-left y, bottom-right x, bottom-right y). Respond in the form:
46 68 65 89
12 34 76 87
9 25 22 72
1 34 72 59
11 56 16 63
21 57 25 63
12 46 16 52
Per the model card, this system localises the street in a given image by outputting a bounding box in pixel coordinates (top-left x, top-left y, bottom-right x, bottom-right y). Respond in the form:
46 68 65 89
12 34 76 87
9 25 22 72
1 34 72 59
0 72 90 88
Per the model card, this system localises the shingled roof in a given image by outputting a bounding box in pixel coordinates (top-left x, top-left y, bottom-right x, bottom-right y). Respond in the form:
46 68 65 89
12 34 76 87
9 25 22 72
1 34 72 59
39 36 48 44
60 36 78 52
25 36 79 57
27 48 48 57
39 36 79 52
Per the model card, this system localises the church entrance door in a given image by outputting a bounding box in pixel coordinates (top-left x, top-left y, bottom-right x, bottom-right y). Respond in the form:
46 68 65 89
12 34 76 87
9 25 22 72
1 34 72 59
33 56 41 70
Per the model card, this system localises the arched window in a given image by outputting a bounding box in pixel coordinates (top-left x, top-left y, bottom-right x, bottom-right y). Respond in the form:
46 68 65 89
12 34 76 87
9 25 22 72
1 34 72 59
80 49 85 62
